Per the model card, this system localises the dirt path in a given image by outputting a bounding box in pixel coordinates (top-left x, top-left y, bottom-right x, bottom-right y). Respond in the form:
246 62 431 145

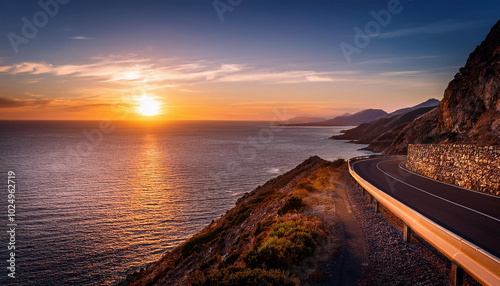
306 173 369 285
328 181 369 285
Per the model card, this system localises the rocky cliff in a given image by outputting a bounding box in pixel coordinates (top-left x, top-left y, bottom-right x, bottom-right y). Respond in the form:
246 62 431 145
368 20 500 154
436 20 500 144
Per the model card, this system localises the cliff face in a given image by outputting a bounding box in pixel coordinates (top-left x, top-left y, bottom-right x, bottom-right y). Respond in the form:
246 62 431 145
379 20 500 154
436 20 500 143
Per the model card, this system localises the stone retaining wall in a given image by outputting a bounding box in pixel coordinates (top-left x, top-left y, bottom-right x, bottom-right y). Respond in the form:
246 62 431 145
406 144 500 196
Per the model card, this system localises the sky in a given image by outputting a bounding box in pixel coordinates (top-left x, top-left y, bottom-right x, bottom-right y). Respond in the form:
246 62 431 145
0 0 499 120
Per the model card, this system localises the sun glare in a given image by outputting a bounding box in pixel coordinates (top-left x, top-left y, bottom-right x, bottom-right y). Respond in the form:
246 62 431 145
136 95 161 116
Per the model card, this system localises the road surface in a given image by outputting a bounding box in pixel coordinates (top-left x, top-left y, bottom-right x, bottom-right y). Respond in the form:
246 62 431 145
351 156 500 258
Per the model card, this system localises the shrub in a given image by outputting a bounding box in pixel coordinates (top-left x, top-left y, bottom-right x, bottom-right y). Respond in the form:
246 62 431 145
296 181 318 192
278 196 306 216
190 266 294 286
182 227 224 257
200 254 223 271
223 250 241 266
243 221 317 270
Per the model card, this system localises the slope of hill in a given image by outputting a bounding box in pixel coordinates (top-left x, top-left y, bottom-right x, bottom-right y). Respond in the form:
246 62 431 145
332 106 437 144
389 98 440 116
289 109 388 126
123 157 344 286
356 20 500 154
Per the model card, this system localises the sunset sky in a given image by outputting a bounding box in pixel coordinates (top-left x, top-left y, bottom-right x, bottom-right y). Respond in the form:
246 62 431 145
0 0 499 120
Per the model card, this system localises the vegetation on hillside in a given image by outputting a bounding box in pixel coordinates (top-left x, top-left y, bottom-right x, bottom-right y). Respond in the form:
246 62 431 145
125 157 343 286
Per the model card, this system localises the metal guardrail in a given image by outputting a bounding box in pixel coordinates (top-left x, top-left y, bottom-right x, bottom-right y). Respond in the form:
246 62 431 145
348 156 500 286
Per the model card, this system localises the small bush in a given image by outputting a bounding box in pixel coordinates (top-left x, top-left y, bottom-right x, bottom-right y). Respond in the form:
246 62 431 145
243 221 317 270
190 266 294 286
278 196 305 216
296 181 318 192
223 250 241 266
200 254 223 271
182 227 224 257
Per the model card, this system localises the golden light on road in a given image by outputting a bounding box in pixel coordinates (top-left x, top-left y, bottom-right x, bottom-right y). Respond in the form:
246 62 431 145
136 95 161 116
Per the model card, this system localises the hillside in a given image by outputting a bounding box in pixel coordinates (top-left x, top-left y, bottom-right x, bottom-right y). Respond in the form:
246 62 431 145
122 157 344 286
289 109 388 126
356 20 500 154
389 98 440 116
332 106 437 144
119 157 455 286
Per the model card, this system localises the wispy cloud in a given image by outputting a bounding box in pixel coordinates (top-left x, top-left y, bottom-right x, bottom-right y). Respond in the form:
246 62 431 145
377 70 423 77
0 96 52 108
0 56 442 94
0 57 358 87
213 70 358 84
355 55 438 66
377 20 482 38
69 36 92 40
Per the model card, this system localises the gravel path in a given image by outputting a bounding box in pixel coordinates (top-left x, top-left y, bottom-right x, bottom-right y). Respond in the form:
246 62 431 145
340 169 454 285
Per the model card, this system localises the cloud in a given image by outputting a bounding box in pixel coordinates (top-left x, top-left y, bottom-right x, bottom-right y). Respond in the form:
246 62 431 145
69 36 92 40
214 70 356 84
0 96 52 108
0 56 359 88
377 71 423 77
306 75 344 82
62 103 118 112
0 62 55 74
377 20 482 38
355 55 438 66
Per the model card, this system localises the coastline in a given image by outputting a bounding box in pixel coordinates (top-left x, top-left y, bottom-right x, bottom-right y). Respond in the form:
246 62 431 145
119 156 469 286
121 156 344 285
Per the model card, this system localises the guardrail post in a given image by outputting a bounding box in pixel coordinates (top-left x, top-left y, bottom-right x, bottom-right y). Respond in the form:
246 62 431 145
369 194 373 204
450 263 464 286
403 224 411 242
374 199 379 213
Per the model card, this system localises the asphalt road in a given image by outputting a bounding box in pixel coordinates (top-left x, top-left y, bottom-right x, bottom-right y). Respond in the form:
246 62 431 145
351 156 500 259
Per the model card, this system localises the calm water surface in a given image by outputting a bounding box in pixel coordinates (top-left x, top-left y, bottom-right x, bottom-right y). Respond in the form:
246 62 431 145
0 121 372 285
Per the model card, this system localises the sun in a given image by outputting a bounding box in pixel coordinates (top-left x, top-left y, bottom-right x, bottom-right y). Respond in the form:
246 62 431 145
136 95 161 116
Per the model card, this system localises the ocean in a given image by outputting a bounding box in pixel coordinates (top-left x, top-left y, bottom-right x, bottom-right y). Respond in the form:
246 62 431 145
0 120 372 285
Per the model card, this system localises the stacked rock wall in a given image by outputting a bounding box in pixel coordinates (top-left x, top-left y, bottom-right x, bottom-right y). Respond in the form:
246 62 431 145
406 144 500 196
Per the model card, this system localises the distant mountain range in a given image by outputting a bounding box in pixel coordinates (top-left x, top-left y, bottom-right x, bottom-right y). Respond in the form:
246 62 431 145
334 20 500 154
286 116 328 124
389 98 440 116
332 105 437 144
287 98 439 127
